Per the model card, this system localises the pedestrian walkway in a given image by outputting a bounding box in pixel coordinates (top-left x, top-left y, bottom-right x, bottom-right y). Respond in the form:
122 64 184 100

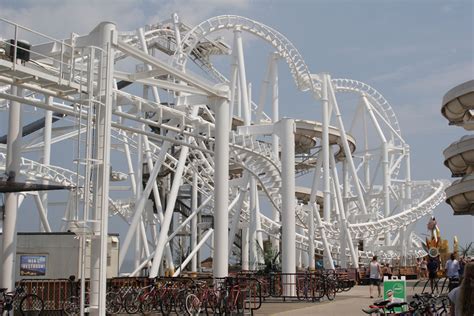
255 281 429 315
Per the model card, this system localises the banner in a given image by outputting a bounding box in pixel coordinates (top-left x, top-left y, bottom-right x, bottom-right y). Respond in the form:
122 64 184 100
20 255 47 276
383 276 406 311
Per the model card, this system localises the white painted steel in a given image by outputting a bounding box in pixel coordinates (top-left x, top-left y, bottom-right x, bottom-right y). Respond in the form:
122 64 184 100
0 15 450 305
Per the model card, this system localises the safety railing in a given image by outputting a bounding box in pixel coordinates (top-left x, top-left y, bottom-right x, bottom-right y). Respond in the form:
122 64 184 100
0 17 75 83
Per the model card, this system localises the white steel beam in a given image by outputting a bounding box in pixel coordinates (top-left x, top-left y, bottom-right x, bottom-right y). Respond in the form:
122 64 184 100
1 86 23 291
329 149 359 268
115 40 224 97
327 76 369 215
191 174 198 272
234 27 251 125
149 140 190 277
173 229 213 276
277 118 296 295
40 97 53 232
33 194 52 233
321 73 332 223
212 94 230 278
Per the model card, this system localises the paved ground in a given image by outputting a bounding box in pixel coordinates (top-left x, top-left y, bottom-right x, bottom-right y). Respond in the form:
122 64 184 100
254 280 431 315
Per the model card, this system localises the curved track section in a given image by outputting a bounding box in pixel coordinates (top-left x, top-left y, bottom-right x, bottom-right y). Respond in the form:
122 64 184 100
175 15 316 92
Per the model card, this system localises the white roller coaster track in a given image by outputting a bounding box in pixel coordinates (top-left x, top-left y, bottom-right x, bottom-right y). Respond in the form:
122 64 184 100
0 14 449 291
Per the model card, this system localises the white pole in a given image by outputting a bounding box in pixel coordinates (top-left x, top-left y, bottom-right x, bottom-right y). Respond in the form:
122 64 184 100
405 145 412 209
88 22 116 316
229 54 238 124
278 118 296 296
308 198 316 269
270 54 280 254
33 194 52 232
383 141 391 246
191 174 198 272
321 74 331 223
234 27 251 125
213 95 230 278
1 86 23 291
40 97 53 232
249 177 258 270
255 53 274 122
308 156 323 270
241 225 249 270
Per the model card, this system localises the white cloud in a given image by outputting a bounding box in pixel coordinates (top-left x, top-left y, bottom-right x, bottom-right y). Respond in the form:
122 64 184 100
398 61 474 94
1 0 252 39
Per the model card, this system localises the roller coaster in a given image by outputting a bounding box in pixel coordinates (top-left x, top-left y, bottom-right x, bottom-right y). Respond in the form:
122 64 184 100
0 14 448 314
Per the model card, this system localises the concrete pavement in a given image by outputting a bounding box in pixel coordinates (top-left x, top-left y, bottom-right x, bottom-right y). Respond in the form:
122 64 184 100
254 281 429 315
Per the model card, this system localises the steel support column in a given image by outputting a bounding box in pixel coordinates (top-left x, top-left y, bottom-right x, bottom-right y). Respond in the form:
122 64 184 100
213 95 230 278
1 86 23 291
191 174 198 272
278 118 296 295
40 97 53 232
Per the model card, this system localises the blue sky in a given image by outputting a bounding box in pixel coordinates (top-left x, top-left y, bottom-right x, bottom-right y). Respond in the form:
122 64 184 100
2 0 473 253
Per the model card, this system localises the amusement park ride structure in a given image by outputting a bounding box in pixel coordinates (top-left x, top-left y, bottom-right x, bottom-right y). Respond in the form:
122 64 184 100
0 14 449 314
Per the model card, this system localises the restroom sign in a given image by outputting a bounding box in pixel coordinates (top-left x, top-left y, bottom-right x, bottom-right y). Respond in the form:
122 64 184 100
20 255 46 276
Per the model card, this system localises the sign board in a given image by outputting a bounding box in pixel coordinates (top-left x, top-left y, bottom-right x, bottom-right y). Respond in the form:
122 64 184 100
20 255 47 276
383 276 406 311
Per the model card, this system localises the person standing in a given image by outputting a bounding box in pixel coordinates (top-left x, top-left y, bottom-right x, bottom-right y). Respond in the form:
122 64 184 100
369 255 383 298
420 257 428 279
383 263 393 279
416 257 422 278
448 262 473 316
427 256 439 293
446 253 461 291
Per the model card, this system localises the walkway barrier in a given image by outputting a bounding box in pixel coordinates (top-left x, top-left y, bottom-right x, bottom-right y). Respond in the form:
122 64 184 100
236 270 353 301
16 272 351 313
17 278 71 311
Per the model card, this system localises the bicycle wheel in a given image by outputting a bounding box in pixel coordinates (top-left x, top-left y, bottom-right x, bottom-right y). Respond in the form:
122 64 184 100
185 293 201 315
235 292 245 315
214 292 226 315
20 294 44 316
139 293 154 314
296 278 307 301
325 278 337 301
160 294 173 316
63 296 80 316
106 291 121 314
175 290 188 315
123 292 140 314
204 290 219 316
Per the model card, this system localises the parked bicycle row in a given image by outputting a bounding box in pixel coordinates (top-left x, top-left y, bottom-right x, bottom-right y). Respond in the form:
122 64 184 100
0 286 44 316
235 270 355 301
13 270 354 315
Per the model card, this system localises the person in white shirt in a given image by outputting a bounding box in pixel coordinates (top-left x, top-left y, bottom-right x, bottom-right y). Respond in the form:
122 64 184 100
446 253 461 291
369 255 383 299
446 253 460 278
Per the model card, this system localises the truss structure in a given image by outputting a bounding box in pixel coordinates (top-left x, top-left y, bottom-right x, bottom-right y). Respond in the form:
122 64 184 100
0 14 448 313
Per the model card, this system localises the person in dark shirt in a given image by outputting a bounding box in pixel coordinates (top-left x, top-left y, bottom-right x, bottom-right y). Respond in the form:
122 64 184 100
427 257 439 292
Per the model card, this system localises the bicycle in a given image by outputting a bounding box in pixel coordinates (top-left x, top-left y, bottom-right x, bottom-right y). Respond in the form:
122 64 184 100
409 293 450 315
185 280 219 316
0 286 44 316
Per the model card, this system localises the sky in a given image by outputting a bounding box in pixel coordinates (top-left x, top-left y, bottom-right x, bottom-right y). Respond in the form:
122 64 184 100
1 0 473 260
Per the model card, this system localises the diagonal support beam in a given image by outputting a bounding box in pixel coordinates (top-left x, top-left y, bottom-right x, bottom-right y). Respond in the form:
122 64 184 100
115 40 225 97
